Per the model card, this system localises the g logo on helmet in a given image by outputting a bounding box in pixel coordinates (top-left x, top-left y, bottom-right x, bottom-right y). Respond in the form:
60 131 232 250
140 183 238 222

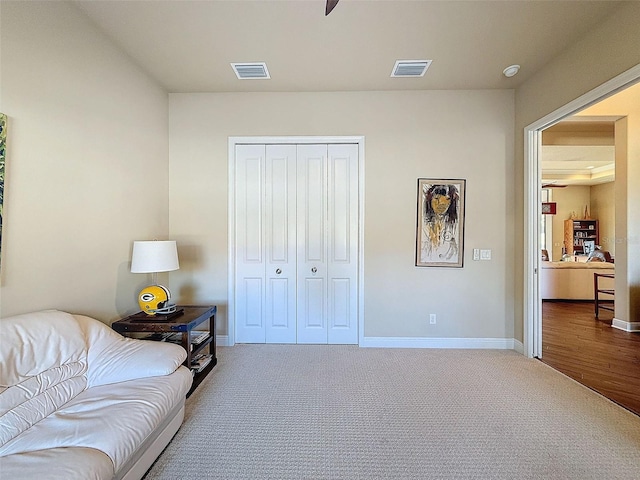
138 285 175 315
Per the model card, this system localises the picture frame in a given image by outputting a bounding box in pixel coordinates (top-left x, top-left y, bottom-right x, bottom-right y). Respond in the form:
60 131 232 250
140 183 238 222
583 240 595 255
541 202 556 215
415 178 466 267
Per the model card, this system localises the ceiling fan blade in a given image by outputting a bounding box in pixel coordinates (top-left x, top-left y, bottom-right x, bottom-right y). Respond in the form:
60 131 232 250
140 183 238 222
326 0 339 16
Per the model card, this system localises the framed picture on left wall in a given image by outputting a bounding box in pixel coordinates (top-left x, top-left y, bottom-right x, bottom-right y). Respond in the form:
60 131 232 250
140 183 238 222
0 113 6 272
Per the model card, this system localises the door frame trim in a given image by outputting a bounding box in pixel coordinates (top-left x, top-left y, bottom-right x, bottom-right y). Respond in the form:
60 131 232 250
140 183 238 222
228 136 365 346
523 64 640 358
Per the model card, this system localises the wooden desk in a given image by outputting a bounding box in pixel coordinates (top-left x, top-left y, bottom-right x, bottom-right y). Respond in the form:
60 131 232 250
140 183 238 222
112 305 217 396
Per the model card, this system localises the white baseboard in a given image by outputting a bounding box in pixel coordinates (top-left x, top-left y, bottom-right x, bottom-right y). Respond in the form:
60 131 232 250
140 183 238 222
611 318 640 332
512 339 525 354
359 336 518 350
222 335 524 351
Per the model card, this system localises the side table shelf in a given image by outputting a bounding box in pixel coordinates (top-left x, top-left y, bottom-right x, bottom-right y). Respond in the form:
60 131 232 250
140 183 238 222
112 305 217 397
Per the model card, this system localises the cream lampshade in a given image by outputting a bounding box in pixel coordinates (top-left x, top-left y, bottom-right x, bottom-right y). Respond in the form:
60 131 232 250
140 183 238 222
131 240 180 316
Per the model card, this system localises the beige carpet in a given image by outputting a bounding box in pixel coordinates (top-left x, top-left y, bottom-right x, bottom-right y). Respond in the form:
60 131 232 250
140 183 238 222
144 345 640 479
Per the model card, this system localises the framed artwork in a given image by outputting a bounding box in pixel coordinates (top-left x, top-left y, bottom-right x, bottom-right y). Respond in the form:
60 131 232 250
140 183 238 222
0 113 5 273
541 202 556 215
583 240 595 255
415 178 466 267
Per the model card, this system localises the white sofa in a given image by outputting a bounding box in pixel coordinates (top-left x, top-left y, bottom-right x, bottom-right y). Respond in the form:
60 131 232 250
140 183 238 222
540 261 614 300
0 310 193 480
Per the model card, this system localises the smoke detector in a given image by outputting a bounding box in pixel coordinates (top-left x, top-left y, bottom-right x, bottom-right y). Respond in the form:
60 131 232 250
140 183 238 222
502 64 520 78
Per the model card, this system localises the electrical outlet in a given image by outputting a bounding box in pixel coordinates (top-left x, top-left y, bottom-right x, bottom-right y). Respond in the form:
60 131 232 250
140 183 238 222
429 314 436 324
473 249 480 260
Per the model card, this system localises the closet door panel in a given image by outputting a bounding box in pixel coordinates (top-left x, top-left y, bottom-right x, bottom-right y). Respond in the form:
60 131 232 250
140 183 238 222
235 145 266 343
265 145 297 343
268 277 291 328
327 144 359 344
303 155 326 262
303 278 325 328
241 277 264 326
330 278 351 327
296 145 328 344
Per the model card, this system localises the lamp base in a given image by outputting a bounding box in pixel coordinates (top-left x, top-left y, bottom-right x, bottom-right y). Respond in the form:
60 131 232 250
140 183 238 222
128 308 185 322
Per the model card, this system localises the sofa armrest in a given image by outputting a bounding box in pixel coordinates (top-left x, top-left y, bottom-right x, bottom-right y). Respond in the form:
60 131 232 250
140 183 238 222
74 315 187 388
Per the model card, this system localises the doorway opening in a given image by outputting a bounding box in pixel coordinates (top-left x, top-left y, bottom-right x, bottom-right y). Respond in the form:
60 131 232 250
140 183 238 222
524 64 640 359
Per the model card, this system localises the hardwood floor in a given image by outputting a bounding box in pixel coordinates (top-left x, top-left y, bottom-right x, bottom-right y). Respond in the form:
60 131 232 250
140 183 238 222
541 300 640 416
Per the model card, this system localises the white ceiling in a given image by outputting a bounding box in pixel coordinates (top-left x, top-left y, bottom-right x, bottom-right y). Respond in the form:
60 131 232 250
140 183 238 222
73 0 623 93
539 78 640 187
541 145 615 186
72 0 629 186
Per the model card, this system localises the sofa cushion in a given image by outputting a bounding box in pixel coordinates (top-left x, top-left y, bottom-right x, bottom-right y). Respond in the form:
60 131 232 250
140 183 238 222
74 314 187 388
0 365 192 471
0 365 87 448
0 310 89 447
0 447 114 480
0 310 88 388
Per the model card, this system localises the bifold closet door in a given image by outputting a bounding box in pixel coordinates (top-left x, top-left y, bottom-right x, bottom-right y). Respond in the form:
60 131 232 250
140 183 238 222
235 144 297 344
296 144 358 344
235 142 358 345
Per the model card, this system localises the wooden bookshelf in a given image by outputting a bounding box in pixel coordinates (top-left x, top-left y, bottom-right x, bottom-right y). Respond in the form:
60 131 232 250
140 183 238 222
564 218 598 255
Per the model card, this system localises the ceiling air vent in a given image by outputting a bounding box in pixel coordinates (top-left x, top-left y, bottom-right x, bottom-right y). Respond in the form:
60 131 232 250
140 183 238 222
391 60 432 78
231 62 270 80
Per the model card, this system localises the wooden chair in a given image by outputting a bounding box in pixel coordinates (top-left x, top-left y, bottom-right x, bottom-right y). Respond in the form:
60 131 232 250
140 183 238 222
594 272 614 319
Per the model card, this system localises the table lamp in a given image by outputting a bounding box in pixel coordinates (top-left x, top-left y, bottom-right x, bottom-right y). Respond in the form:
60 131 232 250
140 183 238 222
131 240 179 316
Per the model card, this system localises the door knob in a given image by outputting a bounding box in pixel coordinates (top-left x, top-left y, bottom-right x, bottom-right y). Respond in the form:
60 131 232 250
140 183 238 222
275 268 282 275
311 267 317 274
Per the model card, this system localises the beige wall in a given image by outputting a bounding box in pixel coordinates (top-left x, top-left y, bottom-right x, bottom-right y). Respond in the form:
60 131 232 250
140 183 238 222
590 182 616 257
515 1 640 339
0 1 169 321
168 91 515 339
2 0 638 340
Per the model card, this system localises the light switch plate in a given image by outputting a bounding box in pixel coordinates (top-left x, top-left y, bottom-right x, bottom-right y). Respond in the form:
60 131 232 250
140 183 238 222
480 249 492 260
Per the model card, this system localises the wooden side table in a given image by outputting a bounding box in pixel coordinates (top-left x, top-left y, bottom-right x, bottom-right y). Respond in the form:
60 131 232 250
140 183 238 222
112 305 217 397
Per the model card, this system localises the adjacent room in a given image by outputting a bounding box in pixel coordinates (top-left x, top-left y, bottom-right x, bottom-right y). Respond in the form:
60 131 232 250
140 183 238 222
1 1 639 479
537 82 640 416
